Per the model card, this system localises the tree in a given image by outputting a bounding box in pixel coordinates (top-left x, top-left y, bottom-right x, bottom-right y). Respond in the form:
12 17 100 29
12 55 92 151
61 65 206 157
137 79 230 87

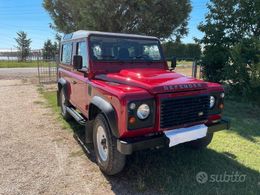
162 41 201 59
42 39 58 60
43 0 192 40
15 31 31 61
198 0 260 93
185 44 201 60
198 0 260 47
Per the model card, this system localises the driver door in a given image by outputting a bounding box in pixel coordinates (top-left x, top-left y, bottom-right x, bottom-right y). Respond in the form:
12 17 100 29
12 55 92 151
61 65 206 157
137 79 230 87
73 40 90 115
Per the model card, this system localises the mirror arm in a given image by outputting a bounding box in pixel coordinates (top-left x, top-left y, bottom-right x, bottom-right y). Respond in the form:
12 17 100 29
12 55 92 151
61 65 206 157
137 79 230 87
78 69 88 77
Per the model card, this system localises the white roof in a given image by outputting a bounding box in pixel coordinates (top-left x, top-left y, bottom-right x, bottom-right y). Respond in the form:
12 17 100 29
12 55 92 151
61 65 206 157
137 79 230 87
63 30 158 41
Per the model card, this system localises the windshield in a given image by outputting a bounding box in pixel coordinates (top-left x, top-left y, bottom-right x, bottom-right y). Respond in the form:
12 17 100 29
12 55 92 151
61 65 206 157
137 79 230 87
89 35 163 62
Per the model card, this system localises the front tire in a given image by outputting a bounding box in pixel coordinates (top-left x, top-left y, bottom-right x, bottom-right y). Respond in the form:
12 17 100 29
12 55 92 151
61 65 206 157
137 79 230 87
93 114 126 175
186 133 214 149
59 88 72 120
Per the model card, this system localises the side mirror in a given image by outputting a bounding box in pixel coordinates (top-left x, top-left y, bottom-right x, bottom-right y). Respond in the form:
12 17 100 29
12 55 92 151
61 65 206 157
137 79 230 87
73 55 82 70
170 57 177 70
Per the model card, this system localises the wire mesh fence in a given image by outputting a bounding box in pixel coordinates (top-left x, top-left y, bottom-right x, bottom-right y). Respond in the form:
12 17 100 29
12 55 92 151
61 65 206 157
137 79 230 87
37 58 58 84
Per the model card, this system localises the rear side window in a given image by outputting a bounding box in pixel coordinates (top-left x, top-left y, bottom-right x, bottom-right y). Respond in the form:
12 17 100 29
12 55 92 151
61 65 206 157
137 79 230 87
76 41 88 68
61 43 72 64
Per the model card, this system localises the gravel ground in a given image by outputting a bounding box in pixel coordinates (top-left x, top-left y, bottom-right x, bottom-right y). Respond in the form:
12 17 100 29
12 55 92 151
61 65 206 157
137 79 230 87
0 79 132 195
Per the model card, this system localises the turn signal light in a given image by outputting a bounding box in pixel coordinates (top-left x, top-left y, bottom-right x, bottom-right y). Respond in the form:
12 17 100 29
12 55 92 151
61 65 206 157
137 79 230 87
129 117 136 124
219 104 224 109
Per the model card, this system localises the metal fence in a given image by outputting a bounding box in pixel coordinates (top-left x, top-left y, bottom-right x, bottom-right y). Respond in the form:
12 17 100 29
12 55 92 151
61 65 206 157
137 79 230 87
37 57 201 84
37 58 58 84
166 57 202 79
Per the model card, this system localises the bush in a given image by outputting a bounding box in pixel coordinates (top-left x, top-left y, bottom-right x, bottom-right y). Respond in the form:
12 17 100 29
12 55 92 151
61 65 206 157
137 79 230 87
224 38 260 97
201 45 229 82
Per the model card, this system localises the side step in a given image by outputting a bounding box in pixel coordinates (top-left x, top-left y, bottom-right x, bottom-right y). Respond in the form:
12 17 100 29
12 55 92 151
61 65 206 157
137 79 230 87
66 107 86 126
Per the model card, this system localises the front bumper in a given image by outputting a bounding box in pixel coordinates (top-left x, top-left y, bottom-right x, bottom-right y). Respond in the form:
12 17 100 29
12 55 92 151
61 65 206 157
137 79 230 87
117 119 230 155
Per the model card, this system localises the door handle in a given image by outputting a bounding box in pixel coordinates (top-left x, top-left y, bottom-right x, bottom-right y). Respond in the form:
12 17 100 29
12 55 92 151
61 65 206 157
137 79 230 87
72 80 77 84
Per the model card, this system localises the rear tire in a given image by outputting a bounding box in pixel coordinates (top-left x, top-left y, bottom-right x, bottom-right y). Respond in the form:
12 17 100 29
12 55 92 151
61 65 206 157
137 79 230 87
93 114 126 175
186 133 214 149
59 88 72 120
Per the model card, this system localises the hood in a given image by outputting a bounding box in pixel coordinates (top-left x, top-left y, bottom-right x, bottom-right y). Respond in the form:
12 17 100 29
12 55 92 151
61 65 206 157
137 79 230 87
95 68 208 94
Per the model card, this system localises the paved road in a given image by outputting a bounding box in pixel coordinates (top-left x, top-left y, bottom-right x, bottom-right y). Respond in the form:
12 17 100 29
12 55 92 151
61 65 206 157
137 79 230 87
0 68 38 79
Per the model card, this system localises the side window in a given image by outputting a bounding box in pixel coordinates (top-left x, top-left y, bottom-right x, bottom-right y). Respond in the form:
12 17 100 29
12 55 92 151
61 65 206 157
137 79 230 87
61 43 72 65
76 41 88 68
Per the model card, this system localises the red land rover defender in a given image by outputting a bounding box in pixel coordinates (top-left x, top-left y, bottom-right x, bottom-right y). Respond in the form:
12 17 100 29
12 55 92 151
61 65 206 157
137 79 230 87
57 30 230 175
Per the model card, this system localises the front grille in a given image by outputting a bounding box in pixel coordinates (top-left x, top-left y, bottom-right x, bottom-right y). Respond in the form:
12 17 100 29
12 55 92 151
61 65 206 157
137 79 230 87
160 95 209 129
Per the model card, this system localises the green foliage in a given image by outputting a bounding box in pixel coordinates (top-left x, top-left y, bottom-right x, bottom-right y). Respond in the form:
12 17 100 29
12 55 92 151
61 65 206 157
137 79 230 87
198 0 260 99
201 45 229 82
162 42 201 59
224 38 260 96
42 39 58 60
14 31 31 61
43 0 191 40
198 0 260 46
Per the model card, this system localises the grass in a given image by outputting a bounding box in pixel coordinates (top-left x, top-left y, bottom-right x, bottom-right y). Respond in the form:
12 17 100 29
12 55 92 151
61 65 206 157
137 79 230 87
0 60 55 68
40 88 82 132
42 90 260 194
177 60 193 66
167 60 193 67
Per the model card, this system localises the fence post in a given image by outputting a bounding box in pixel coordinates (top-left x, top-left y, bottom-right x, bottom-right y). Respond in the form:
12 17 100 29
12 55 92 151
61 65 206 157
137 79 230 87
55 55 58 82
199 63 202 79
192 60 197 78
37 55 40 84
48 61 51 83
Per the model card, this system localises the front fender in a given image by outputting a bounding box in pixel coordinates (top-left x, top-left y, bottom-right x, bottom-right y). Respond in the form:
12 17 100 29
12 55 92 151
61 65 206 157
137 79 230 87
90 96 119 138
57 78 69 106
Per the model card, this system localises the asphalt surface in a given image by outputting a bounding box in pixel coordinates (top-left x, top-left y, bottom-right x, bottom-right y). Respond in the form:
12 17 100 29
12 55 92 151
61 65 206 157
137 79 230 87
0 68 38 79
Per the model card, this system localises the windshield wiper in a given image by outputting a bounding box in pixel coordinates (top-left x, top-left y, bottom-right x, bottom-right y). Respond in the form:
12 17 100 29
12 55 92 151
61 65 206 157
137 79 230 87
134 55 146 59
101 55 115 60
133 55 153 63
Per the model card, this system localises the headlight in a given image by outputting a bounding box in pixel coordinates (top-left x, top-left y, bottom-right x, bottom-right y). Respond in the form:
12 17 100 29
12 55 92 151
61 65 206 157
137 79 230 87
137 104 150 119
209 96 215 108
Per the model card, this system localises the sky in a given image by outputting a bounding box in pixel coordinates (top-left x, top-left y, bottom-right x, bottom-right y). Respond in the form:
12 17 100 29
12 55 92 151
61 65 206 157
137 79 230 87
0 0 209 50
